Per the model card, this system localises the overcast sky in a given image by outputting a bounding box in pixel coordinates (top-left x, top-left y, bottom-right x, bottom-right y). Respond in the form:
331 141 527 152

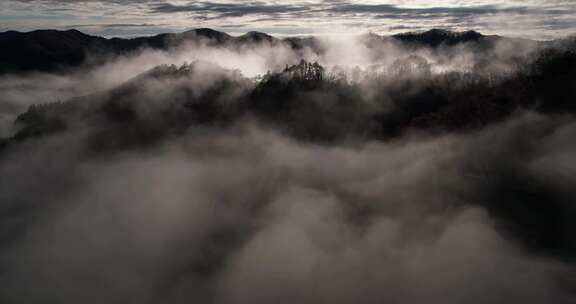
1 0 575 39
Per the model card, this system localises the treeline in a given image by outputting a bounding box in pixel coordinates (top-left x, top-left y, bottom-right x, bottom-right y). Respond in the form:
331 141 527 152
4 42 576 152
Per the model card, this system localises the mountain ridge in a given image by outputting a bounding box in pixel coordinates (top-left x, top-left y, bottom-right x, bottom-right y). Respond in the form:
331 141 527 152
0 27 547 75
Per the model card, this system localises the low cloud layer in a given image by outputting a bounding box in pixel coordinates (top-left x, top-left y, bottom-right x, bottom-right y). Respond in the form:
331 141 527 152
1 110 576 303
0 24 575 303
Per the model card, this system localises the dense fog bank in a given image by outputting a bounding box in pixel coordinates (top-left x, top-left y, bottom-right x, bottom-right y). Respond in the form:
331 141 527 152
0 29 576 303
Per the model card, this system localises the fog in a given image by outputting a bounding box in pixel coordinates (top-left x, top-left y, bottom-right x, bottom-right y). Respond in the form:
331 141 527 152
0 31 575 303
0 32 542 138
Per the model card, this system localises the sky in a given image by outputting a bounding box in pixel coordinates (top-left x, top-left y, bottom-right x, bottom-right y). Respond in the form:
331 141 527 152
0 0 575 39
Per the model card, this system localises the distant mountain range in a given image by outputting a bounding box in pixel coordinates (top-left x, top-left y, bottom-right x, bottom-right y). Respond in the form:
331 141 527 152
0 28 553 75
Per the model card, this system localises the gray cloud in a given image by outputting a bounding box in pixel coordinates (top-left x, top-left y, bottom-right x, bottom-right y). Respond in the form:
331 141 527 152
149 2 311 18
64 23 163 28
0 1 575 46
145 2 569 20
325 3 570 16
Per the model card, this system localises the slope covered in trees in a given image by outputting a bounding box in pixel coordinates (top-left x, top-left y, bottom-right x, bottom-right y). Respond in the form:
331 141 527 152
5 41 576 148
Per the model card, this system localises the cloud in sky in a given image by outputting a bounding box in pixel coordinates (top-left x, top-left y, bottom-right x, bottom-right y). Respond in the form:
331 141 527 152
0 1 575 39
